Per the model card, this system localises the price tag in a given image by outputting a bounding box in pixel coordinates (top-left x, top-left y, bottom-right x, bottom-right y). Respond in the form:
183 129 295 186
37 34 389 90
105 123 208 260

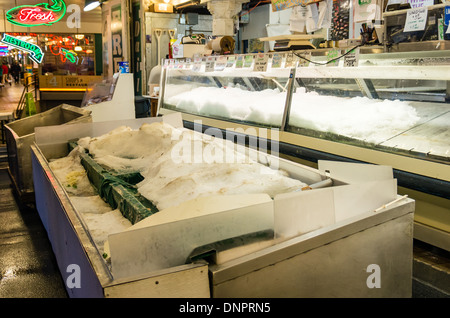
184 58 192 69
192 57 202 72
214 56 227 71
326 48 340 67
244 55 254 68
284 53 297 68
271 53 282 68
253 53 269 72
297 52 311 68
343 47 359 67
407 0 434 8
404 7 427 32
235 55 244 68
226 56 236 68
205 56 215 72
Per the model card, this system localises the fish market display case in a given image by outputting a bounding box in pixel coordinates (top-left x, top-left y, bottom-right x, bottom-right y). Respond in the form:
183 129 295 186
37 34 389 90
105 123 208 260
30 112 414 297
5 104 92 201
157 50 450 252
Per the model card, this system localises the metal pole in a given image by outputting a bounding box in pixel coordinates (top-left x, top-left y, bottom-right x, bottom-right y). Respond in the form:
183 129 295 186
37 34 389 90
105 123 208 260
281 67 296 131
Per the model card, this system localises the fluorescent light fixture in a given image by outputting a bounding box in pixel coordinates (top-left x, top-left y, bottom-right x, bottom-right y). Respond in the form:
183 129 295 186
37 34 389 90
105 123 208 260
84 0 101 12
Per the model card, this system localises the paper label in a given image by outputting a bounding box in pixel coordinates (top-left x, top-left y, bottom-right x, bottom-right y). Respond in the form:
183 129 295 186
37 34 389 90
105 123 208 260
192 57 202 72
326 48 340 67
214 56 227 71
407 0 434 8
343 47 359 67
271 53 282 68
284 52 297 68
205 56 215 72
404 7 427 32
235 55 244 68
226 56 236 68
244 55 254 68
297 52 311 67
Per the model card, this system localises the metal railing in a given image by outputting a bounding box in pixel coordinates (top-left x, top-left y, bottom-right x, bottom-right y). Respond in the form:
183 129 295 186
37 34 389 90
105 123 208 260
14 73 39 120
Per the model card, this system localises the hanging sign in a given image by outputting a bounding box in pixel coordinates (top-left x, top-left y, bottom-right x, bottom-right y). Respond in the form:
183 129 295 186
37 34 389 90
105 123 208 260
0 34 44 63
6 0 66 27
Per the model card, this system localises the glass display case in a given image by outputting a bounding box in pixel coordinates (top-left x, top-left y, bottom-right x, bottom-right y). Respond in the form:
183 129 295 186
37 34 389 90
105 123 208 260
159 50 450 166
158 49 450 251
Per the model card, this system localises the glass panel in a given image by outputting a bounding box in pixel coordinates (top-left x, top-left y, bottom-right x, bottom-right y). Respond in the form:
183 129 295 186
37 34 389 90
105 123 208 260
38 34 96 76
162 60 290 128
288 52 450 163
160 52 450 164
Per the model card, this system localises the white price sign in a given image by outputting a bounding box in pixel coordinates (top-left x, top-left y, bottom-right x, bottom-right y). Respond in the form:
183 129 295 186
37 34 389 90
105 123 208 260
343 48 359 68
253 53 269 72
404 7 427 32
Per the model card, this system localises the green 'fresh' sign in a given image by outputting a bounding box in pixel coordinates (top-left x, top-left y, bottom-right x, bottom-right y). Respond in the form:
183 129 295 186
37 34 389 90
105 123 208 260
6 0 66 27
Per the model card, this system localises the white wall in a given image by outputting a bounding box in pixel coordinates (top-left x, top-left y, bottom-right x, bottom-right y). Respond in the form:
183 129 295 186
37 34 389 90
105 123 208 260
239 4 293 52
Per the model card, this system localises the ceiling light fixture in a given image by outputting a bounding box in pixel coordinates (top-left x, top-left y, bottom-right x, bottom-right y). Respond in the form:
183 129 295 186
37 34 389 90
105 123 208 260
84 0 106 12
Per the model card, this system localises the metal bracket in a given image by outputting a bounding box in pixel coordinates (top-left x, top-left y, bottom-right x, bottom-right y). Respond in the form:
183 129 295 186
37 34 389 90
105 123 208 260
355 78 379 99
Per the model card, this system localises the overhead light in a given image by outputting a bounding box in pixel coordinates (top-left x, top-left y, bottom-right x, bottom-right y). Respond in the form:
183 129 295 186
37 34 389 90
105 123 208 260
174 0 200 10
84 0 103 12
74 46 83 52
164 0 170 3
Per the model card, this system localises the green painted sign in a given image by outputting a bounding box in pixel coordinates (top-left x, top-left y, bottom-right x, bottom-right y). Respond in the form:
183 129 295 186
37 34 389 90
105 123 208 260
1 34 44 64
359 0 372 5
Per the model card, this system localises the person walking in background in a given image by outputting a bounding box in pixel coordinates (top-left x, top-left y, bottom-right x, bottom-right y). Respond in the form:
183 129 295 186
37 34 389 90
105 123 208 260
2 62 10 86
11 61 21 84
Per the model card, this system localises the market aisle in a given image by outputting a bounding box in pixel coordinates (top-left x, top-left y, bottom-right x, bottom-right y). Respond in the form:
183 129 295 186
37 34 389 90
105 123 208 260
0 81 68 298
0 80 24 113
0 168 68 298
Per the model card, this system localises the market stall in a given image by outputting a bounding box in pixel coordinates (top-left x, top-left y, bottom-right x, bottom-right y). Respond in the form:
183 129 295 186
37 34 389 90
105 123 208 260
30 112 414 297
157 47 450 252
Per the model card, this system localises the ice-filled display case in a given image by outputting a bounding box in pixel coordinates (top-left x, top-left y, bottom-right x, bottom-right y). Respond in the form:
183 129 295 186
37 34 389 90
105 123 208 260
157 50 450 250
30 113 414 297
